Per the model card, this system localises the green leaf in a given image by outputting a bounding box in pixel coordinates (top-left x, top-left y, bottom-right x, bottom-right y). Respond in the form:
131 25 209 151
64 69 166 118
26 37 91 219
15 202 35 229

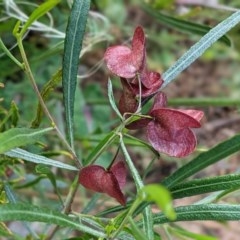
0 127 53 154
108 79 122 119
19 0 60 37
85 131 117 165
151 204 240 225
162 135 240 188
143 5 231 46
142 206 154 240
142 184 176 220
4 148 78 171
97 204 128 217
62 0 90 147
4 183 39 237
73 85 89 137
196 184 240 205
161 10 240 88
168 226 217 240
0 203 106 238
171 174 240 199
31 69 62 128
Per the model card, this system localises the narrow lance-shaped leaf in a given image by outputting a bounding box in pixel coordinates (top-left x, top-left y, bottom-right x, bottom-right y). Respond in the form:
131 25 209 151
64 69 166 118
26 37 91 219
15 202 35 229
73 85 89 136
151 204 240 225
4 148 78 171
162 135 240 188
170 173 240 199
97 204 128 217
3 183 36 237
142 4 231 46
168 225 217 240
0 127 53 154
161 10 240 88
62 0 90 147
0 203 106 238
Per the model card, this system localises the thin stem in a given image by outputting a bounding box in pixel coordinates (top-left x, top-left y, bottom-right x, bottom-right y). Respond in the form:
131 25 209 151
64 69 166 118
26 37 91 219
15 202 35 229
0 38 23 69
16 36 81 168
62 175 79 213
136 73 142 113
107 144 120 170
119 135 154 240
119 134 143 190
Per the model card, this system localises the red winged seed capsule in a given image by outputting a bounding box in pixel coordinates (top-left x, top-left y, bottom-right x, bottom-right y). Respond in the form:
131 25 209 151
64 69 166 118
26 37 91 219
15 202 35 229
128 92 204 157
79 161 127 205
104 26 146 78
147 110 201 157
146 92 204 157
104 26 164 101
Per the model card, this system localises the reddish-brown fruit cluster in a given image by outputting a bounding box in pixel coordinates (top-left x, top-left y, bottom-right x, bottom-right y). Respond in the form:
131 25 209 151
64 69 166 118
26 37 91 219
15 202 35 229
104 26 204 157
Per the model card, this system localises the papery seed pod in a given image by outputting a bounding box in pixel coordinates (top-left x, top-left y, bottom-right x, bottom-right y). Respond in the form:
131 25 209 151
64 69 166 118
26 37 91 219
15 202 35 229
79 161 127 205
